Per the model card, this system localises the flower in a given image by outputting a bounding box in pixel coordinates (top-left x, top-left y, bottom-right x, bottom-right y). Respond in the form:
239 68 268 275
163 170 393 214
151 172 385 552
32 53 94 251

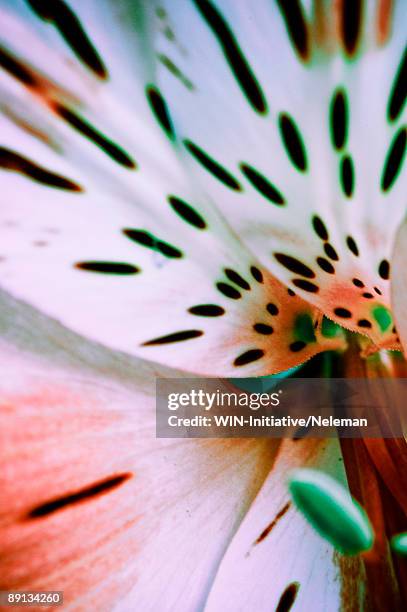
0 1 406 610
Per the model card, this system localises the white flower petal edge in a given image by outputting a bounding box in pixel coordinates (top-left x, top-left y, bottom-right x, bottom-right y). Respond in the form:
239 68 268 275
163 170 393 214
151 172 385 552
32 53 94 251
391 216 407 354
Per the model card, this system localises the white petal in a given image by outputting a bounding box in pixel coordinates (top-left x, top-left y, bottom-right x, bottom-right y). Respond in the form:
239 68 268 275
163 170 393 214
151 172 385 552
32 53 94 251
154 0 406 347
204 438 362 611
0 293 277 610
0 3 345 376
391 215 407 353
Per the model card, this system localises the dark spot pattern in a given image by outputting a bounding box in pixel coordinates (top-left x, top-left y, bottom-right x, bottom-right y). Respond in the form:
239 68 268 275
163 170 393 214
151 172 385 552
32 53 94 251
276 582 300 612
274 253 315 278
254 502 291 545
143 330 204 345
358 319 372 328
123 229 183 259
0 147 82 191
168 196 207 229
340 155 354 197
266 303 279 316
240 163 285 205
378 259 390 279
250 266 263 283
123 229 154 248
316 257 335 274
234 348 265 366
27 0 107 78
224 268 250 290
55 104 136 168
374 287 382 295
330 88 348 150
75 261 140 274
334 307 352 318
346 235 359 256
216 282 242 299
381 127 406 192
188 304 225 316
184 140 242 190
362 292 374 299
312 215 329 241
292 423 312 440
324 243 339 261
0 47 38 87
352 278 364 287
157 242 183 258
341 0 362 56
27 473 132 518
193 0 267 114
289 340 306 352
387 47 406 122
278 113 308 172
276 0 309 61
146 85 175 139
292 279 319 293
253 323 273 335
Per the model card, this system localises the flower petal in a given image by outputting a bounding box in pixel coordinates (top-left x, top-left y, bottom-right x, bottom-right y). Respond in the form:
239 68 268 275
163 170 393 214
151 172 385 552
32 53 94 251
204 439 363 611
0 294 278 610
0 152 344 375
154 0 406 349
391 215 407 354
0 4 345 375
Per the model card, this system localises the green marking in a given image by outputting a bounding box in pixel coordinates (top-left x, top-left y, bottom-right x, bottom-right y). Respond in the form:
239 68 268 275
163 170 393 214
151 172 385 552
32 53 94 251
229 377 270 393
164 27 175 41
294 313 316 343
156 7 167 19
288 469 374 555
321 316 341 337
157 53 195 91
230 366 301 393
391 533 407 556
372 306 392 332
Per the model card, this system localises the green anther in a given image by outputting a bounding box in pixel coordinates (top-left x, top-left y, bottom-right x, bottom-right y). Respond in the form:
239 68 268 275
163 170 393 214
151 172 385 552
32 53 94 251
321 316 341 338
294 313 316 343
391 533 407 556
372 306 393 332
288 469 374 555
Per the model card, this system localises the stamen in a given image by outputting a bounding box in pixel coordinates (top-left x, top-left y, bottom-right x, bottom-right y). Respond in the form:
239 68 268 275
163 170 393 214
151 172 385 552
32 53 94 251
288 468 373 555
